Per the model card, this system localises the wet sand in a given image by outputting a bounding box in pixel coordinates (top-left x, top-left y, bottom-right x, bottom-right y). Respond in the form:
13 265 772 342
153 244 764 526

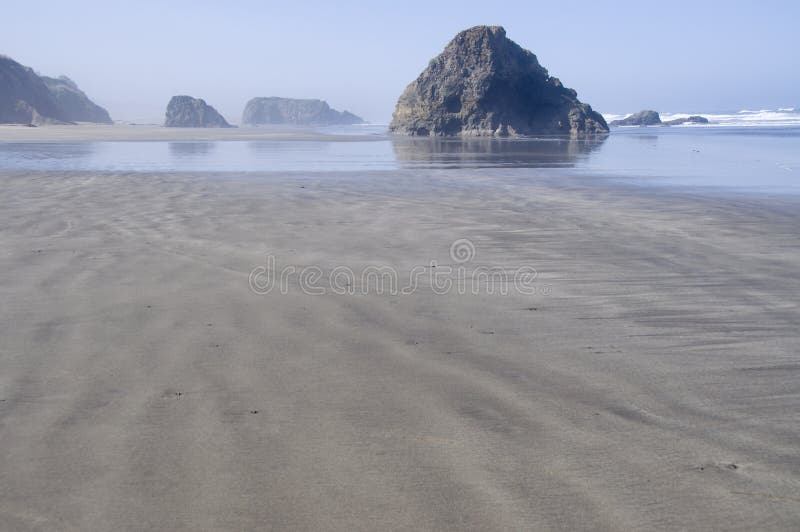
0 169 799 530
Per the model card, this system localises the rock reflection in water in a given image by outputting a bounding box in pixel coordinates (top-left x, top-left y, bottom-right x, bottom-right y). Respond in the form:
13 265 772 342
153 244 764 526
168 142 216 157
391 135 607 169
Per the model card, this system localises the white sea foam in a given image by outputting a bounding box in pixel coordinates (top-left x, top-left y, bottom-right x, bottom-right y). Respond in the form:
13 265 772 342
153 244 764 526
601 113 631 123
603 108 800 127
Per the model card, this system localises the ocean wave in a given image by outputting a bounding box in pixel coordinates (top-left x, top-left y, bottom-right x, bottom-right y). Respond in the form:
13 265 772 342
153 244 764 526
603 108 800 127
601 113 631 123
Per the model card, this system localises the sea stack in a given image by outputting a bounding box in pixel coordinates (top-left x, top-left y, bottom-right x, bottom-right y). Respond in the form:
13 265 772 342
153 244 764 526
609 111 710 127
241 97 363 126
390 26 608 137
609 110 662 127
164 95 233 128
663 115 709 126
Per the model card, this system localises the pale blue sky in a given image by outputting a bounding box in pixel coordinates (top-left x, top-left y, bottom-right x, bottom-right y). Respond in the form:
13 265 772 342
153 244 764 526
3 1 798 123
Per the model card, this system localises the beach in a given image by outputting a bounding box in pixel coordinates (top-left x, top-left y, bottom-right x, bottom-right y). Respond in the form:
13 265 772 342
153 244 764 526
1 164 799 530
0 124 382 143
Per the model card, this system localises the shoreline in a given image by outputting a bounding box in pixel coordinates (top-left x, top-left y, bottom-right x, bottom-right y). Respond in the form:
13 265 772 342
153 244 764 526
0 124 387 142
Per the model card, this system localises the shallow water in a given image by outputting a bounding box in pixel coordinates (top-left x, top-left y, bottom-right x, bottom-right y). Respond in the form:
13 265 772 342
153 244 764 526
1 125 798 194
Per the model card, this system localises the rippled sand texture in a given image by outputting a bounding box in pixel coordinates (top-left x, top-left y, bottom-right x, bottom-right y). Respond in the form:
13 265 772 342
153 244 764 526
1 169 799 531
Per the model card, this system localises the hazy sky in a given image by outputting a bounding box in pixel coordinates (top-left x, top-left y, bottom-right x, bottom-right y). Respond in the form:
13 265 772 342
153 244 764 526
3 1 798 123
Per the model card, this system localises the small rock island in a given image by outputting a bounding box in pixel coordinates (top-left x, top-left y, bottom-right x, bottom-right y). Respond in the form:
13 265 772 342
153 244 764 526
241 97 363 126
164 95 233 128
663 115 709 126
610 110 662 127
389 26 608 137
610 110 709 127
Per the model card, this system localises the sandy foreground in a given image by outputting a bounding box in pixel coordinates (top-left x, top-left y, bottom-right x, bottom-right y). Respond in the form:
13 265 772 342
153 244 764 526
0 168 799 531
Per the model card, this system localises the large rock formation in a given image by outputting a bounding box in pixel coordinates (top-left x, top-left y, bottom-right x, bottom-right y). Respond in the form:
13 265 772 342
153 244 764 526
41 76 112 124
389 26 608 137
164 95 233 128
0 55 111 125
242 97 363 126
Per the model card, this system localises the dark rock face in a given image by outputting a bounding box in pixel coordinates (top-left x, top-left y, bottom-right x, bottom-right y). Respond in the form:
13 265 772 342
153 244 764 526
0 55 111 125
41 76 112 124
663 115 709 126
609 110 662 127
164 95 233 128
389 26 608 137
242 97 363 126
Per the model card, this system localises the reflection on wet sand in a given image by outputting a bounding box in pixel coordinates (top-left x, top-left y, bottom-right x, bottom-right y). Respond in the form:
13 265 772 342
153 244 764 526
247 140 334 155
0 142 97 161
391 135 607 168
168 141 216 157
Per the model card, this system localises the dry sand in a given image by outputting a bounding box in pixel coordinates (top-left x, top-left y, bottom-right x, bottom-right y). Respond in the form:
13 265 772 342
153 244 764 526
0 167 799 531
0 124 381 142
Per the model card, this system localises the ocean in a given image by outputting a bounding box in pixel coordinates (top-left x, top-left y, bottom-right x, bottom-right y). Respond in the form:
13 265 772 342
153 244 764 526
1 115 798 195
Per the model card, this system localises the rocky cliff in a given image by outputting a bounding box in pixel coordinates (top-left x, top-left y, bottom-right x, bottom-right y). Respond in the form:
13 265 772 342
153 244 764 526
0 55 69 124
241 97 363 126
0 55 111 124
164 95 233 128
389 26 608 137
41 76 112 124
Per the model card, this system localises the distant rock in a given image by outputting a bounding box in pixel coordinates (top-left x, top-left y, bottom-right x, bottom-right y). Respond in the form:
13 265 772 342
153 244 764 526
241 97 363 126
609 110 662 127
41 76 112 124
389 26 608 137
0 55 70 124
0 55 111 125
662 115 709 126
164 95 233 128
610 111 710 127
